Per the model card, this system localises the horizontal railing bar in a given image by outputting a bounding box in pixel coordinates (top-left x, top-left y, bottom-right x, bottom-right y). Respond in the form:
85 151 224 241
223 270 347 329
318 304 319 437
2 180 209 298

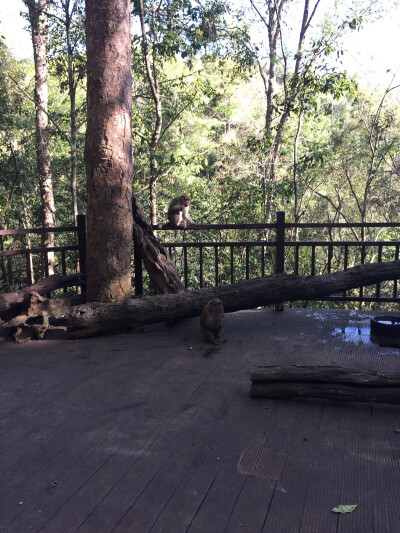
164 241 276 248
283 222 400 229
158 240 400 248
0 246 79 257
0 226 77 236
153 223 276 230
285 241 400 246
2 222 399 237
153 222 400 230
315 296 400 302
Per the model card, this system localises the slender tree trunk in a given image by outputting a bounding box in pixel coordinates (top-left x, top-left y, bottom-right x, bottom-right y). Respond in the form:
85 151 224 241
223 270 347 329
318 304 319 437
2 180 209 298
139 0 163 225
64 0 80 279
263 0 321 185
264 0 285 140
85 0 133 302
21 190 35 285
26 0 56 275
293 108 304 238
65 1 79 226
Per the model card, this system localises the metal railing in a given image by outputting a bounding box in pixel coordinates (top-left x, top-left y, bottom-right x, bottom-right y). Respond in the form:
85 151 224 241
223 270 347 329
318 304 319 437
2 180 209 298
1 211 399 305
133 211 400 304
0 214 86 293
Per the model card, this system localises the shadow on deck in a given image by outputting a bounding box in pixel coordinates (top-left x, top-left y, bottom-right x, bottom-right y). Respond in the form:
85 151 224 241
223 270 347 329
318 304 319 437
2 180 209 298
0 308 399 532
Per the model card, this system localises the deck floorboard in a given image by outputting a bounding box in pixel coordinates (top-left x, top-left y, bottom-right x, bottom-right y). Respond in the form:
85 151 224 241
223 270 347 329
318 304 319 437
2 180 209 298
0 308 399 532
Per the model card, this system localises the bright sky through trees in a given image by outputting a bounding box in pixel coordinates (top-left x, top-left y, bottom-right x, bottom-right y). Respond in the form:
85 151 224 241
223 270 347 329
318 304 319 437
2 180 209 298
1 0 399 87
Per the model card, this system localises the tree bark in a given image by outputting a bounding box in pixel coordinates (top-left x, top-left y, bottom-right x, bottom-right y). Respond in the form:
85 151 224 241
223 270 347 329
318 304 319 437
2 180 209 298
0 273 83 319
64 0 79 227
138 0 163 225
250 365 400 404
132 195 185 294
26 0 56 275
2 290 85 343
67 259 400 338
85 0 133 302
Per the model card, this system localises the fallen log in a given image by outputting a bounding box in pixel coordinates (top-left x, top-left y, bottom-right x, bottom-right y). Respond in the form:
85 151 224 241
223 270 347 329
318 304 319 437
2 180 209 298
67 259 400 338
250 365 400 404
0 273 83 320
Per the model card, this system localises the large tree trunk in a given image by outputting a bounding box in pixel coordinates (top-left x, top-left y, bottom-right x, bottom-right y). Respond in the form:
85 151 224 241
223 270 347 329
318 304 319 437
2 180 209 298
67 259 400 338
85 0 133 302
26 0 56 275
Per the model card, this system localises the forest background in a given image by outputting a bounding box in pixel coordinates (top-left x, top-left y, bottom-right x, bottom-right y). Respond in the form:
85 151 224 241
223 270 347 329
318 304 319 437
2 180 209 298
1 0 400 306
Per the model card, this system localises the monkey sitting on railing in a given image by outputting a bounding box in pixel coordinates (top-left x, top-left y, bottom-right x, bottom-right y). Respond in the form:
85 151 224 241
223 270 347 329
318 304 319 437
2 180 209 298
167 193 194 227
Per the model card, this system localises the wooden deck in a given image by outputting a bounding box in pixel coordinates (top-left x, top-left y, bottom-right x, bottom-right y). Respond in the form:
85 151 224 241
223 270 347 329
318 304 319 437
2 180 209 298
1 308 400 532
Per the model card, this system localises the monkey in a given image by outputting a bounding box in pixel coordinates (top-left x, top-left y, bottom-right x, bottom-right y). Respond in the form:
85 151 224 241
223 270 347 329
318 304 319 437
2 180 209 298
167 193 194 227
200 299 227 345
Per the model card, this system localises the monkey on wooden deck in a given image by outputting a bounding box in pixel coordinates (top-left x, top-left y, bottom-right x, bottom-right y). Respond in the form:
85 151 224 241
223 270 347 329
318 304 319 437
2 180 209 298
200 299 226 345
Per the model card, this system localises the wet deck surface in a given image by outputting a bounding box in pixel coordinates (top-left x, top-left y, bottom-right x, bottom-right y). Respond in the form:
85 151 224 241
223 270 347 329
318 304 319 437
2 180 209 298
1 307 400 532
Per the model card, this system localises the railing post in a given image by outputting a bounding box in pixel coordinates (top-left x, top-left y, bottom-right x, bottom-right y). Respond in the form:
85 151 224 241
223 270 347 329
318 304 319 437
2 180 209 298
133 238 143 296
275 211 285 274
275 211 285 311
77 214 87 293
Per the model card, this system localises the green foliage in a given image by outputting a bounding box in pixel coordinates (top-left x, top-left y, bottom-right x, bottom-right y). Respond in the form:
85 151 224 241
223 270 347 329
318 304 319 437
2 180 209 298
2 1 400 308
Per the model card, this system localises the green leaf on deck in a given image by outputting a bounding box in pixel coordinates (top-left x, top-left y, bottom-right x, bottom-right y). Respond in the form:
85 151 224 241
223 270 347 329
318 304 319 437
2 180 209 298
331 504 358 514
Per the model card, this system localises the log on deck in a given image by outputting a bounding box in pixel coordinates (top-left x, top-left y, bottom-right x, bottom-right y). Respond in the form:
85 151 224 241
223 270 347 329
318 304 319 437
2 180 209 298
250 365 400 404
67 260 400 338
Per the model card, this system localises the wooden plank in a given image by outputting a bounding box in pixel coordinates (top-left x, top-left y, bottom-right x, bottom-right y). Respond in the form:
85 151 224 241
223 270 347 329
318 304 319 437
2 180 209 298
0 330 214 513
110 462 200 532
225 476 276 533
4 453 119 532
1 309 400 532
295 401 362 533
148 463 218 533
0 435 67 500
38 454 133 532
186 466 246 533
83 369 240 532
142 381 250 533
0 447 86 529
74 457 166 532
334 402 397 533
260 399 327 532
0 364 99 424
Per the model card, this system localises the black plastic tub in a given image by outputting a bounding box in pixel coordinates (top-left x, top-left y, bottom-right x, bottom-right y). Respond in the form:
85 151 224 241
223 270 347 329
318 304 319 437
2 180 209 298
370 316 400 347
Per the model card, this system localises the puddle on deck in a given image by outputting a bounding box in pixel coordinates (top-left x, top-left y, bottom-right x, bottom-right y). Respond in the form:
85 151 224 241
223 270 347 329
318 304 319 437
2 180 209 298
331 320 400 356
297 311 400 354
332 321 373 346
